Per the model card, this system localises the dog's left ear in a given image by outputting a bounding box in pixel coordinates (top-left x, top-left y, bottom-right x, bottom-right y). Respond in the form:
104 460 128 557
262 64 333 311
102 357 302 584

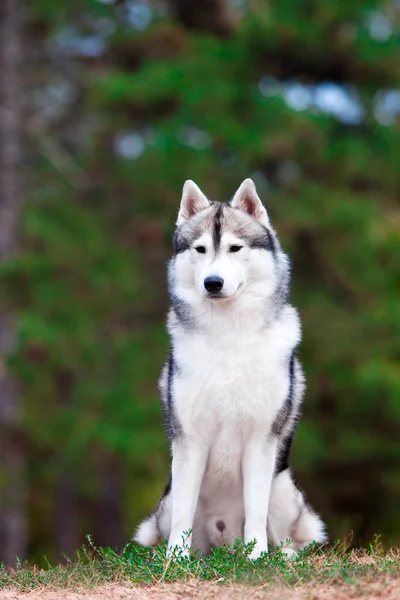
230 179 269 226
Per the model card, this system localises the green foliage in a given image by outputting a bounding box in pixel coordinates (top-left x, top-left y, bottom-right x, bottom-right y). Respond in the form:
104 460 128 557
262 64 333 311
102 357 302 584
1 539 400 591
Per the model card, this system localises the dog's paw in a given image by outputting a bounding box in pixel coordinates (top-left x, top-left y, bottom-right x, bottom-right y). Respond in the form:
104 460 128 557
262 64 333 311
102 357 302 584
281 546 298 559
166 543 190 559
248 542 268 561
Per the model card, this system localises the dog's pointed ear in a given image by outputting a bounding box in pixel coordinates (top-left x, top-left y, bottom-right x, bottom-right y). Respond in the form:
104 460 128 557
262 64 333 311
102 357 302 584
230 179 269 226
177 180 210 225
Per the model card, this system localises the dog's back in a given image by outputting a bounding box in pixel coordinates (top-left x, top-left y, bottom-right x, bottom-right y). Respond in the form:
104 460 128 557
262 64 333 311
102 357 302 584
134 179 326 558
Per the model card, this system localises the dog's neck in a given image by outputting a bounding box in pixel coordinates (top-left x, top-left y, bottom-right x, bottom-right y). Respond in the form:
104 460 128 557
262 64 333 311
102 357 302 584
170 292 285 335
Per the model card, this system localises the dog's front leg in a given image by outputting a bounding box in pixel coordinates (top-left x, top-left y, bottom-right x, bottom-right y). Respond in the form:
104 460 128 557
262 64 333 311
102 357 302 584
242 433 277 560
167 437 208 557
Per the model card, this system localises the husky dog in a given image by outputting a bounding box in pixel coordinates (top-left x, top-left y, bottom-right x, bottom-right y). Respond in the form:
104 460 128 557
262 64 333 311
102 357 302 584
134 179 326 559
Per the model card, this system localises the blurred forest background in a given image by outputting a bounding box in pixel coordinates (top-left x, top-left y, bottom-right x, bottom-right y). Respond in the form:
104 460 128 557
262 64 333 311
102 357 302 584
0 0 400 566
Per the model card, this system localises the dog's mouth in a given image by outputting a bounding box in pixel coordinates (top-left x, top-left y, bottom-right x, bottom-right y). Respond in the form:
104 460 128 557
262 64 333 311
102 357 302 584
206 283 243 301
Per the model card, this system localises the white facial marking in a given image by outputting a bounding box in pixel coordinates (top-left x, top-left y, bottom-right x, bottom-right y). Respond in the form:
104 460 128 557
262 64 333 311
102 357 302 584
182 230 274 301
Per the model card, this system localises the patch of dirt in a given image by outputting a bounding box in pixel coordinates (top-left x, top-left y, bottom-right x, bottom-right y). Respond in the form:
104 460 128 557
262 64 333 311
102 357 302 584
0 579 399 600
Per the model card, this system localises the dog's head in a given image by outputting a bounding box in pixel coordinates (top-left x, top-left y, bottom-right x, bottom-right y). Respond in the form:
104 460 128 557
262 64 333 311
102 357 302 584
171 179 287 304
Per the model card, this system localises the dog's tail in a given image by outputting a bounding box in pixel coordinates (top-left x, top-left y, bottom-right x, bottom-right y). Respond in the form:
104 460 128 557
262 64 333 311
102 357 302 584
268 468 327 554
133 514 160 547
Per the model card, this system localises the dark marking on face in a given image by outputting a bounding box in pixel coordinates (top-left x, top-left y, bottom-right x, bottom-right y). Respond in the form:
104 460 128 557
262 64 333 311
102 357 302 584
213 204 224 252
173 231 190 254
216 520 225 532
249 226 276 254
173 203 220 254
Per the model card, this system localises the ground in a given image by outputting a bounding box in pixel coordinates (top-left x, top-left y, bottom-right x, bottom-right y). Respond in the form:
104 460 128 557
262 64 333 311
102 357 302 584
1 579 400 600
0 541 399 600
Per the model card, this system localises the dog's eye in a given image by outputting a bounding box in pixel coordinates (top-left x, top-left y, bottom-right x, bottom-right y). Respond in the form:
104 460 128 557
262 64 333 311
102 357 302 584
195 246 206 254
229 245 243 253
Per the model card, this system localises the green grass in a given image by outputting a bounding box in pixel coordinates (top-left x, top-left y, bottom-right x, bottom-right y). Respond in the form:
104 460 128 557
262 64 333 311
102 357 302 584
0 537 399 593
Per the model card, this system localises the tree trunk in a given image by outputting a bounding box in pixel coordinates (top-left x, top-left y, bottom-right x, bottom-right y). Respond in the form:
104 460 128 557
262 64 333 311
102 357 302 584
54 371 79 561
0 0 26 564
93 451 125 550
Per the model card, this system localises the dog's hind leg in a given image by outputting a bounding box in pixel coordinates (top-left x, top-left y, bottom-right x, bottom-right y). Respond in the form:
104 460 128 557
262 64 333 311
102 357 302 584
267 468 327 555
134 513 160 547
133 477 172 548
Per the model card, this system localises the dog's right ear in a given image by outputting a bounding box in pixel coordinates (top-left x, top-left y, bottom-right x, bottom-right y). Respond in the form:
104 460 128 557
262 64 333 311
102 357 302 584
177 180 209 225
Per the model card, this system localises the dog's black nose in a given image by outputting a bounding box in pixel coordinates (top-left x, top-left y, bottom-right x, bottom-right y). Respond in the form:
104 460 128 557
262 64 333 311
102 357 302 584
204 276 224 293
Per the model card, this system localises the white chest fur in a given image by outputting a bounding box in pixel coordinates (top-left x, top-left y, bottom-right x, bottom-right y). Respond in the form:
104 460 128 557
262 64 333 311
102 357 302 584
171 305 301 442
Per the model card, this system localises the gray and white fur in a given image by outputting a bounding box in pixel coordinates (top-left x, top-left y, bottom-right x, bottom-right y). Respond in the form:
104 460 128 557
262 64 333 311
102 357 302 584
134 179 327 559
